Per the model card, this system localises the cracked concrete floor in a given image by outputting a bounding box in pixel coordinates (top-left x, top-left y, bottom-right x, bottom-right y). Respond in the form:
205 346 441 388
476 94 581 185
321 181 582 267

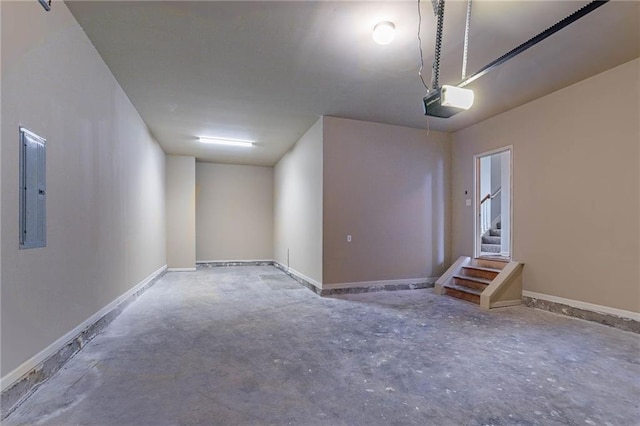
5 266 639 425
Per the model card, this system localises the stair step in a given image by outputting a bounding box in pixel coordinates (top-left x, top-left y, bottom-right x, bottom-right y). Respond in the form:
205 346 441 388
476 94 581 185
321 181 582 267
443 284 481 304
489 228 501 237
473 258 508 270
453 275 491 291
481 243 501 253
460 265 501 280
482 235 501 244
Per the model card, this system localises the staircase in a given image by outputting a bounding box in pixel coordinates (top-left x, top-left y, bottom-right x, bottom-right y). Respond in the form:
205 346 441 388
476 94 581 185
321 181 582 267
481 221 502 254
441 258 506 304
435 256 524 309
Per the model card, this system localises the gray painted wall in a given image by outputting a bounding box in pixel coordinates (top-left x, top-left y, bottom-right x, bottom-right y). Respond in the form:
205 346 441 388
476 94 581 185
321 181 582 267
273 118 323 284
196 162 273 262
1 1 167 377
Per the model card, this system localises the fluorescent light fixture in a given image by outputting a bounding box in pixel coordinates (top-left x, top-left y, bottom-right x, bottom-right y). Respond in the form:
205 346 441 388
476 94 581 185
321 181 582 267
198 137 254 147
372 21 395 45
440 85 474 110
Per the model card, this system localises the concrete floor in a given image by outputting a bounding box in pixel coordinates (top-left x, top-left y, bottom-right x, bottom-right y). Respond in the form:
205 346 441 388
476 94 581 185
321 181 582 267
5 266 639 425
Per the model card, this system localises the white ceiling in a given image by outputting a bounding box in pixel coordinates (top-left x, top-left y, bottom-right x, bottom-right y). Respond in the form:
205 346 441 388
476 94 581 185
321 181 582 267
66 1 639 166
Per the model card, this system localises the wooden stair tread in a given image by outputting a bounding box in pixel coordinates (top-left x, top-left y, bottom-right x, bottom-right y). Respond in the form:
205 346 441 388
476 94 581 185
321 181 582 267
444 283 483 296
462 265 502 274
437 255 522 308
453 274 492 285
473 257 509 270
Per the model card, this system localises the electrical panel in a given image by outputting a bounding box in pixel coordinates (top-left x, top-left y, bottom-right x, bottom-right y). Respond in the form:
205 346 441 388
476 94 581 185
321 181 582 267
19 127 47 249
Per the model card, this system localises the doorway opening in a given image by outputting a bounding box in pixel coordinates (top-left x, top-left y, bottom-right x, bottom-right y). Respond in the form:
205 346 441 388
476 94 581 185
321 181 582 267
474 147 512 259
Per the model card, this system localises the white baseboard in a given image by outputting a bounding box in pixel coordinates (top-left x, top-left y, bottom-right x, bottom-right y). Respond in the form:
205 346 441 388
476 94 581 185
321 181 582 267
273 262 322 290
522 291 640 321
196 259 274 264
0 264 167 392
323 277 437 290
167 267 197 272
272 262 436 293
490 299 522 309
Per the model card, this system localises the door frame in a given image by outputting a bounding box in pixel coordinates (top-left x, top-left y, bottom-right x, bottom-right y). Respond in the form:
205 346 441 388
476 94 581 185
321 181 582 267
473 145 513 259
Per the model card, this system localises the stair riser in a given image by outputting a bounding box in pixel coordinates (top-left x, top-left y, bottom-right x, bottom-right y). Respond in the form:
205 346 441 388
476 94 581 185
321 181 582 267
482 236 501 245
461 267 498 280
489 229 501 237
473 259 508 270
453 276 488 291
444 287 480 304
481 244 501 253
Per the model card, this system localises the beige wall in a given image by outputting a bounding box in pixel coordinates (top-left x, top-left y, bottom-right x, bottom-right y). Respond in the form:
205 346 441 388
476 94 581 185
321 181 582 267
323 117 451 285
1 1 166 376
166 156 196 269
196 162 273 261
0 3 3 359
274 118 323 284
452 58 640 313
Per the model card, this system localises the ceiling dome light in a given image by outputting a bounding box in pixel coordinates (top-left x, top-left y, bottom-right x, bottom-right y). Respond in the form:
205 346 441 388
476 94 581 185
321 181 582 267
372 21 395 45
440 85 475 110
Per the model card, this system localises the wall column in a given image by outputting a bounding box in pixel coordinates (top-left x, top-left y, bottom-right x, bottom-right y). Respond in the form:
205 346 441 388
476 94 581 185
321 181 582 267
166 155 196 270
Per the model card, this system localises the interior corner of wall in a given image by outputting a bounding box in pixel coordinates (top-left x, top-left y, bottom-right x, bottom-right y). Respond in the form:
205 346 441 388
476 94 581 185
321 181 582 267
320 115 332 130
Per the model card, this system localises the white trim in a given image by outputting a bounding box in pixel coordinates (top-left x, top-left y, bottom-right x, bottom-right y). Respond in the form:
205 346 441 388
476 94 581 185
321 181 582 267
196 259 274 264
167 267 197 272
473 145 513 260
324 277 437 290
473 156 480 258
490 299 522 308
274 261 322 290
475 145 514 158
506 145 514 259
522 291 640 321
0 265 167 392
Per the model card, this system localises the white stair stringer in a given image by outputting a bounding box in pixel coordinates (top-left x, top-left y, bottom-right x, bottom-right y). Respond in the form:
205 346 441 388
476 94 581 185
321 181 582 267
479 261 524 310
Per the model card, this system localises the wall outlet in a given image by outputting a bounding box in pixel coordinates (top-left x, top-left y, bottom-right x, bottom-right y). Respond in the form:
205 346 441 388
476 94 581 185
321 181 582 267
347 234 352 243
466 199 471 206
